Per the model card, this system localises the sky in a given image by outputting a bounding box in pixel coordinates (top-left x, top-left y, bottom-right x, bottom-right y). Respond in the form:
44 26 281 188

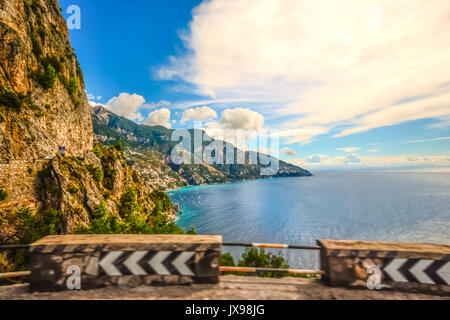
59 0 450 170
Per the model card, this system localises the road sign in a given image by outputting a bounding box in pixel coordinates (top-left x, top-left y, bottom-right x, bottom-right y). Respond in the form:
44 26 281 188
383 258 450 285
99 250 196 277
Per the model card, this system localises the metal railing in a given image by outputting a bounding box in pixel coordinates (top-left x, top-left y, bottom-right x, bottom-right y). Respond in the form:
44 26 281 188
222 242 322 276
0 245 31 279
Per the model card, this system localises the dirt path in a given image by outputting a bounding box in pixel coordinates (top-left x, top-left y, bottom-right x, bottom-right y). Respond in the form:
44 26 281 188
0 276 448 300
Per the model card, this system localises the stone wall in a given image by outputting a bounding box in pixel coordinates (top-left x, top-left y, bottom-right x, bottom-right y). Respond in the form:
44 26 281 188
318 239 450 295
30 234 222 292
0 159 48 211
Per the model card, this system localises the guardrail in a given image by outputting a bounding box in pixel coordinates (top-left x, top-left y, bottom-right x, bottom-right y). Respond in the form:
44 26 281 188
219 266 323 276
0 245 31 279
223 242 321 250
0 242 322 280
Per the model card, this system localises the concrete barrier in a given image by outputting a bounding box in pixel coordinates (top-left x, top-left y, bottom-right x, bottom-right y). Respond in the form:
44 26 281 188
318 239 450 295
30 234 222 292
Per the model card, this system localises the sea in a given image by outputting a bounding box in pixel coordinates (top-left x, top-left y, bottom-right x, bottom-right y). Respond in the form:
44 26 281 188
167 170 450 269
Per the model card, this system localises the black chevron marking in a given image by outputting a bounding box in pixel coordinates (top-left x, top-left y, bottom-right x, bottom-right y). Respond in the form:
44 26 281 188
138 251 156 275
51 245 66 254
116 252 133 275
385 251 397 258
186 244 200 252
382 258 393 282
399 259 419 283
163 251 181 275
425 260 447 285
98 250 199 276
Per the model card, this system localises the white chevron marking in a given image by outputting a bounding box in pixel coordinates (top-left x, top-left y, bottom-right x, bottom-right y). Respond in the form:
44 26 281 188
436 262 450 285
99 251 123 276
149 251 172 275
410 260 435 284
172 251 195 276
384 258 408 282
124 251 148 275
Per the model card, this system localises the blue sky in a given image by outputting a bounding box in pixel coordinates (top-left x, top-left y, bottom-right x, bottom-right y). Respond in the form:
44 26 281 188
59 0 450 169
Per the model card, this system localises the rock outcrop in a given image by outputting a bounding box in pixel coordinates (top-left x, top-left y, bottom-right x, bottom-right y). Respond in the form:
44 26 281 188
0 1 175 240
0 0 93 160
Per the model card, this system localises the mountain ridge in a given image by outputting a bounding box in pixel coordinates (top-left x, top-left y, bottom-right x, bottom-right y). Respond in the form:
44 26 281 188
91 105 312 190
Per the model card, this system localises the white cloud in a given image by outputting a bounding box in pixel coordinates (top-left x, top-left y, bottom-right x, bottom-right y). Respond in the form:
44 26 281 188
281 147 297 157
336 147 360 153
306 154 329 164
159 0 450 143
142 100 171 110
277 126 328 144
220 108 264 131
181 106 218 124
368 148 379 153
345 154 362 164
292 154 450 168
105 93 146 122
404 137 450 143
145 108 172 128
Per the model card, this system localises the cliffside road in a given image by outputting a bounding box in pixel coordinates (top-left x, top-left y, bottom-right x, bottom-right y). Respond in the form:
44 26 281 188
0 276 447 300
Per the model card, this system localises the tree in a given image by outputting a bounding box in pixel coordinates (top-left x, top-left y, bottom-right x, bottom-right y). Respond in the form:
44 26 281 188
65 77 78 96
119 188 140 218
113 140 123 152
220 253 235 267
92 168 104 183
237 248 289 278
40 65 57 90
0 188 8 202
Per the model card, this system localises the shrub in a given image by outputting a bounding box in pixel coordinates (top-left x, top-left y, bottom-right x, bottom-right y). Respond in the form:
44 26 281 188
92 168 104 183
0 88 23 111
37 65 57 90
30 33 43 57
113 141 123 152
40 55 62 74
0 253 12 273
93 144 104 158
65 77 78 96
237 248 289 278
220 253 235 267
149 189 173 212
15 208 63 244
102 167 117 190
119 188 141 218
0 188 8 202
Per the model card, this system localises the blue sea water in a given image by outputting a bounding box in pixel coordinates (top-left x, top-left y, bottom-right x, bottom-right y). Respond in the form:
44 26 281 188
167 170 450 269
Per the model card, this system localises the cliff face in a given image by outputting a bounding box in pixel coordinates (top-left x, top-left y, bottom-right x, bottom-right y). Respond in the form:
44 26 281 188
0 0 93 211
0 0 93 160
0 1 175 238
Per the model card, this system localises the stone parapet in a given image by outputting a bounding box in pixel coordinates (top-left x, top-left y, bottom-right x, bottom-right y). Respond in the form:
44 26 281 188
318 239 450 295
30 235 222 292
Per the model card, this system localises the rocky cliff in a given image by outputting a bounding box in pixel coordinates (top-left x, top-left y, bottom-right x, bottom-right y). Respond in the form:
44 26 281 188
0 1 177 245
0 0 93 160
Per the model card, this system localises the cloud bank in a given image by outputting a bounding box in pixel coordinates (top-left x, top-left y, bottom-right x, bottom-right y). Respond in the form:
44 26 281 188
159 0 450 144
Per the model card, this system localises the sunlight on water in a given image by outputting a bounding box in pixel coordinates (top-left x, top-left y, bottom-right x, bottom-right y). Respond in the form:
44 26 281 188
168 171 450 269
